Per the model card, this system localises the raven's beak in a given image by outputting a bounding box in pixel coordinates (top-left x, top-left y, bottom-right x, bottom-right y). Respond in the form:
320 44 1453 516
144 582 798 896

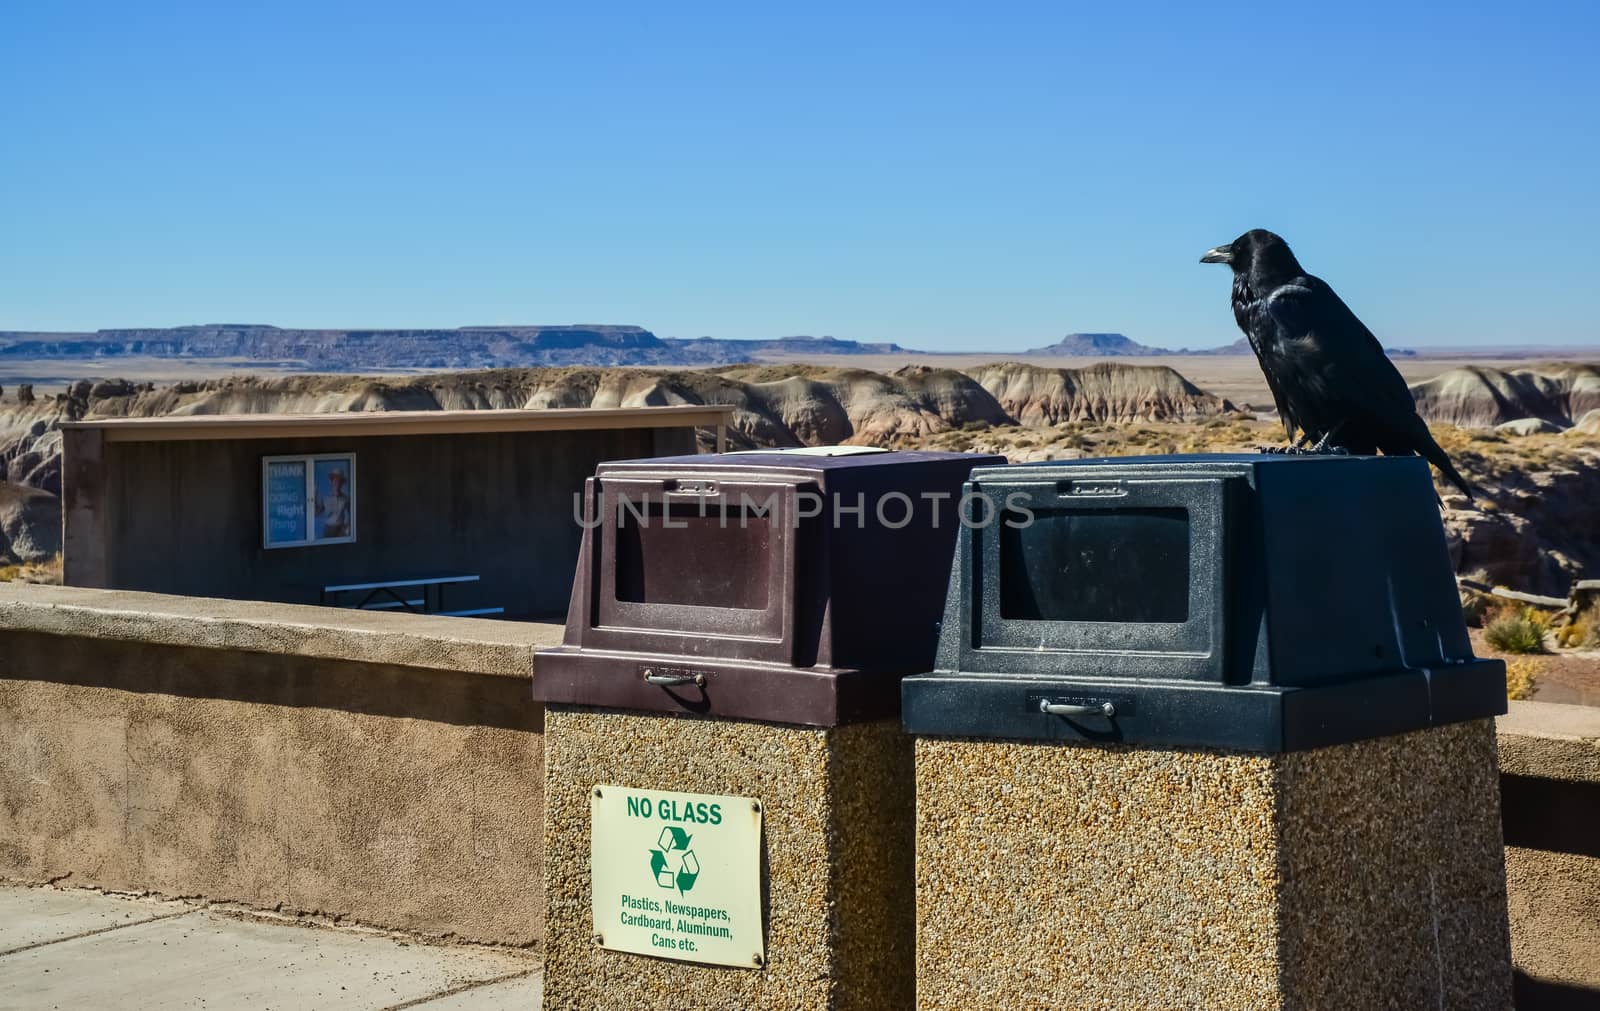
1200 245 1234 264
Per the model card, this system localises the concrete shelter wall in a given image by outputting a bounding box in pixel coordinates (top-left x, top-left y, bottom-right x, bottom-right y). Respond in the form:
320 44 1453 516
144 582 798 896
1496 701 1600 1009
0 585 561 947
65 425 696 618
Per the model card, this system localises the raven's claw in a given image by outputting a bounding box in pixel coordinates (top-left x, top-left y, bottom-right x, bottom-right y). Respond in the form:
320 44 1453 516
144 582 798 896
1308 424 1347 454
1259 443 1349 456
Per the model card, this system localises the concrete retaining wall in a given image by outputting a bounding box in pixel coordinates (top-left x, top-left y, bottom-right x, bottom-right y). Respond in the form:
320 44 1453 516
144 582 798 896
2 582 1598 997
0 584 561 947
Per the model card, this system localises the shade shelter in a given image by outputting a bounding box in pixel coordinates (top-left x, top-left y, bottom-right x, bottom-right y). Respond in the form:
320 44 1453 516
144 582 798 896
61 406 731 619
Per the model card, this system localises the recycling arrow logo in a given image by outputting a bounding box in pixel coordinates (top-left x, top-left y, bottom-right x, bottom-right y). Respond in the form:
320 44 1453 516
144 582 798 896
649 826 700 894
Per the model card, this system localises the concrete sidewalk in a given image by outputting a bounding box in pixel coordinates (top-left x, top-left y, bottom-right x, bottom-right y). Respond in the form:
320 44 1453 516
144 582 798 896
0 885 542 1010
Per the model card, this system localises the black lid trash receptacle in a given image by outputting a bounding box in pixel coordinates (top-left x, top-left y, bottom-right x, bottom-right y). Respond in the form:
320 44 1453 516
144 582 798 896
900 453 1507 752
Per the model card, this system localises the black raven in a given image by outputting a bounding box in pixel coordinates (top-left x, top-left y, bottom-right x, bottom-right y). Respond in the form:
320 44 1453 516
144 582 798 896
1200 228 1473 499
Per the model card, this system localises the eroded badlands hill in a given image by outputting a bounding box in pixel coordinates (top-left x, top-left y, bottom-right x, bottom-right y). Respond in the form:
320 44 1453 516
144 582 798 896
1409 363 1600 430
78 360 1234 447
1 361 1597 600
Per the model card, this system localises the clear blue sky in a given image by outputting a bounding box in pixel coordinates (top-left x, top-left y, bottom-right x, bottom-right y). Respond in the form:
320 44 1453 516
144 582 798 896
3 1 1596 350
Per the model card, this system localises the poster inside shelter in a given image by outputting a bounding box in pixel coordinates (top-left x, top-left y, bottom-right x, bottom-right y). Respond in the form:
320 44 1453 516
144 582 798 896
265 460 309 547
263 454 355 547
314 458 354 540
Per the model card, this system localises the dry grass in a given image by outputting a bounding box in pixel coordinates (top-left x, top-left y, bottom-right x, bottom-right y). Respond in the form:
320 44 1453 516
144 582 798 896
1430 424 1597 491
0 554 62 585
916 416 1283 460
1504 657 1541 700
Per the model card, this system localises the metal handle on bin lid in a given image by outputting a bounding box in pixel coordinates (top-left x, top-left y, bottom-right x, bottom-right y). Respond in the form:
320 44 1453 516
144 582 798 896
1039 699 1116 718
643 669 705 687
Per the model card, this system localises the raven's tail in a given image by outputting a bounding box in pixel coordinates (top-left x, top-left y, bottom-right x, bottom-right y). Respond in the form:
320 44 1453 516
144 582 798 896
1414 427 1475 503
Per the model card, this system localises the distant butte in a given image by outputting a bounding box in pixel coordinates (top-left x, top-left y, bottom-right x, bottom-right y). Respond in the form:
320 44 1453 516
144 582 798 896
0 325 916 370
0 324 1568 369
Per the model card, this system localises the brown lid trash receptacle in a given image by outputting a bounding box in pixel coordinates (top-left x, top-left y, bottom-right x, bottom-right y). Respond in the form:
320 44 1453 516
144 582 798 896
534 448 1004 726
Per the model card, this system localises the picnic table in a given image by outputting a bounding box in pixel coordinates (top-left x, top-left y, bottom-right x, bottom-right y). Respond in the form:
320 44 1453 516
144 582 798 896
320 575 504 618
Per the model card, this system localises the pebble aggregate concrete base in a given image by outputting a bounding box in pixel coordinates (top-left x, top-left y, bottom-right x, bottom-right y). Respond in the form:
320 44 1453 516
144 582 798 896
0 885 541 1010
1497 700 1600 998
542 705 915 1011
913 720 1513 1010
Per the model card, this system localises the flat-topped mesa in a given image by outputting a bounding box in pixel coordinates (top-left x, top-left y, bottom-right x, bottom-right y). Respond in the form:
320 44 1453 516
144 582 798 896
1025 331 1171 355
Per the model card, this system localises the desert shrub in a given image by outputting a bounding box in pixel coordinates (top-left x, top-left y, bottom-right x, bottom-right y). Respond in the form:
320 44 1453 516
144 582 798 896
1556 619 1591 649
1484 608 1548 654
1557 604 1600 649
1504 658 1540 700
1460 591 1492 628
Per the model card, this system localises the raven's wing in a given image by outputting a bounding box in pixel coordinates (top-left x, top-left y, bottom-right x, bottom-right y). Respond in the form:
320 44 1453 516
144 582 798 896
1264 280 1418 426
1248 329 1302 443
1266 279 1474 498
1236 284 1305 442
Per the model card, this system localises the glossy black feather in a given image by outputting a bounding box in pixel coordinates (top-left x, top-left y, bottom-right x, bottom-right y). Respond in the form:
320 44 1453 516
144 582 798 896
1206 229 1473 499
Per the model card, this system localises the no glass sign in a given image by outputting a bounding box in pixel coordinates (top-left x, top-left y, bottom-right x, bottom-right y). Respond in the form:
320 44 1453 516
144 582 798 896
589 785 764 969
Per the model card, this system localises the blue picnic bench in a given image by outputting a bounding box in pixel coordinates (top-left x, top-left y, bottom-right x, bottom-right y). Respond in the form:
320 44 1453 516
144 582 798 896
320 574 504 618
